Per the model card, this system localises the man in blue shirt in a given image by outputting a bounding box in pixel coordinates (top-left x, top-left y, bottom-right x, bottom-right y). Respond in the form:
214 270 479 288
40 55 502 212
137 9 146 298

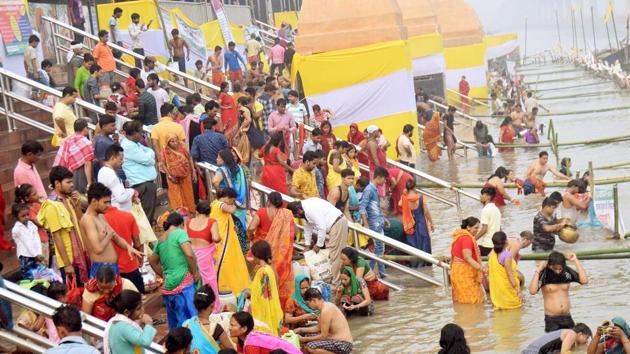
44 306 99 354
223 41 246 86
358 167 390 277
191 118 229 165
120 120 157 222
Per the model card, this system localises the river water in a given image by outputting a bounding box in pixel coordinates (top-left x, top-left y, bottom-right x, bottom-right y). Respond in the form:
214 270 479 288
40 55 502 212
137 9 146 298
349 63 630 353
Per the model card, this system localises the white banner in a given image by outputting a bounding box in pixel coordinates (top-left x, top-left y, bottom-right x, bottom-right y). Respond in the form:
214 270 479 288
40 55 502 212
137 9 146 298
172 12 206 60
593 186 625 234
209 0 234 46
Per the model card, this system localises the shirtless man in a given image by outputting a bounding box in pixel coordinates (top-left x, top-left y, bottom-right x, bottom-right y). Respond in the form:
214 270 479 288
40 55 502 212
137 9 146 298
510 104 526 133
206 45 224 88
298 288 353 354
80 183 143 279
558 179 591 224
526 151 570 182
525 107 540 141
528 251 588 333
167 29 190 84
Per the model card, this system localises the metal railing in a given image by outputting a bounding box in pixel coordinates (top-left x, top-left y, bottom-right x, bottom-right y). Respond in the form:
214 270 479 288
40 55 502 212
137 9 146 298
197 162 450 288
0 68 450 288
446 88 490 107
43 16 219 98
0 281 165 353
428 99 480 126
300 123 479 216
416 122 476 156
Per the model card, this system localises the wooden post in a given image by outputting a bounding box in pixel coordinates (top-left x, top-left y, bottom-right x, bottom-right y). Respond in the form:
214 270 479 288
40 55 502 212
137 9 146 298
611 8 620 49
591 6 597 52
588 161 595 199
556 10 562 51
606 19 613 50
524 17 528 61
613 184 620 237
580 7 587 52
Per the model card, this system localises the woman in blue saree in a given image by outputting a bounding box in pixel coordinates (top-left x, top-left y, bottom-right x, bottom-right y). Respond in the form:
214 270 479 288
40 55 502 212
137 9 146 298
212 148 249 255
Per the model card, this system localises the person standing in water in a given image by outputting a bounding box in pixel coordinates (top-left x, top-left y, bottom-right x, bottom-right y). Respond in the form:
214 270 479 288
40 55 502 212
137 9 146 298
528 251 588 333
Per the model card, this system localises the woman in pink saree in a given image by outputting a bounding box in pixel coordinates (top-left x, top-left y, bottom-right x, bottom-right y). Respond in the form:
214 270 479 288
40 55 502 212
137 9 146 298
185 200 222 312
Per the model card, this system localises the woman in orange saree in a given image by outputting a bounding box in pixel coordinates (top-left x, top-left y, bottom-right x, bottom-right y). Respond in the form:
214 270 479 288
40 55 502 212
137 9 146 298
423 112 442 162
247 192 295 310
450 217 485 304
161 134 196 212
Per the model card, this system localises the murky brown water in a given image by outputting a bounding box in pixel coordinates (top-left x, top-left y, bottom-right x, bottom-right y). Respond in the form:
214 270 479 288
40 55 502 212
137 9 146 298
350 63 630 353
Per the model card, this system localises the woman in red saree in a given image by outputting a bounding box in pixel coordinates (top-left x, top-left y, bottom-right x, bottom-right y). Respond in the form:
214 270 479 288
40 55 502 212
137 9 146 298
387 167 413 215
219 82 238 137
261 132 293 195
161 134 196 212
423 112 442 162
450 217 485 304
499 117 516 152
319 120 336 155
347 123 369 176
247 192 295 310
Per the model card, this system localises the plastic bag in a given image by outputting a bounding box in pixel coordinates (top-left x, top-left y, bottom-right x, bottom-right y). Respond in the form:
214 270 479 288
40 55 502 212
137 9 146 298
65 275 83 308
29 266 62 283
131 203 157 246
311 280 332 302
304 249 332 283
281 331 301 349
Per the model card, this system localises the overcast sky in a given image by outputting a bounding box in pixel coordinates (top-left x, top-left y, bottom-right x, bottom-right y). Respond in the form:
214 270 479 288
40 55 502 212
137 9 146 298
466 0 630 55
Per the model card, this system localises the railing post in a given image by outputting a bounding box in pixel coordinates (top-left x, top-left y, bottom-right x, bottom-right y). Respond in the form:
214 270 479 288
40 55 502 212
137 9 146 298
455 190 463 220
204 168 214 203
0 74 11 131
51 23 61 65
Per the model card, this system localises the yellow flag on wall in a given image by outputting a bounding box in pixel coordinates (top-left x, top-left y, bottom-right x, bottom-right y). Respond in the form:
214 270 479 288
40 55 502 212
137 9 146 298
604 2 613 23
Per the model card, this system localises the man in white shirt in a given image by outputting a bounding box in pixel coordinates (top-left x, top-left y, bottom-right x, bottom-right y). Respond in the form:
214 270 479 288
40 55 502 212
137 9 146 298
396 124 416 168
287 90 308 125
476 187 502 256
140 57 165 83
24 35 40 81
524 91 538 113
128 13 151 68
147 73 170 113
287 198 348 286
97 145 137 211
303 127 323 153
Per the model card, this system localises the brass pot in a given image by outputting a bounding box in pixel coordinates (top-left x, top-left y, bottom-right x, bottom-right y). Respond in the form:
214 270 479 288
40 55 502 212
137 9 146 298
559 224 579 244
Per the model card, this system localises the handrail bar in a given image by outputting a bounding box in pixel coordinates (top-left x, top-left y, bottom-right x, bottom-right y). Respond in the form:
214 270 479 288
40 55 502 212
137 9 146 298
428 99 479 124
255 19 278 32
2 282 165 353
446 88 490 107
0 329 46 353
42 16 220 92
52 32 213 103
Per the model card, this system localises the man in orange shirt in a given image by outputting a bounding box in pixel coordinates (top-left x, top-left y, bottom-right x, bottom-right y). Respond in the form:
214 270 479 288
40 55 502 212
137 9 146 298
92 30 116 85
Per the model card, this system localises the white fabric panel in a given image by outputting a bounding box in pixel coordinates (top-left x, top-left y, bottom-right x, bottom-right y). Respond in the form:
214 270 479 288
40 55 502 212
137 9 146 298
306 68 416 127
412 53 445 77
444 65 487 90
486 40 518 60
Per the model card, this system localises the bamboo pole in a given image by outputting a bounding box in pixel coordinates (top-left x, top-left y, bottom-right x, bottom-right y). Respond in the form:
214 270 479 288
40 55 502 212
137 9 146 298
613 184 620 237
475 105 630 118
591 6 597 51
554 131 560 167
588 161 595 198
383 250 630 262
465 132 630 149
594 161 630 170
611 8 620 49
556 10 562 51
533 80 611 92
580 7 587 52
415 175 630 189
539 90 622 101
523 17 528 60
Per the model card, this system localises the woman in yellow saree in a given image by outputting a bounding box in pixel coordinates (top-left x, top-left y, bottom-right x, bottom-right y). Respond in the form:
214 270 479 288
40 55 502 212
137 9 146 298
423 111 442 162
450 217 485 304
211 187 251 299
249 240 284 336
488 231 522 310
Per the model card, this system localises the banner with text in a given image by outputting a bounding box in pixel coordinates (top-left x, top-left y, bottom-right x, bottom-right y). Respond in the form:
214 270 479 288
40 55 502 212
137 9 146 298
0 0 32 56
